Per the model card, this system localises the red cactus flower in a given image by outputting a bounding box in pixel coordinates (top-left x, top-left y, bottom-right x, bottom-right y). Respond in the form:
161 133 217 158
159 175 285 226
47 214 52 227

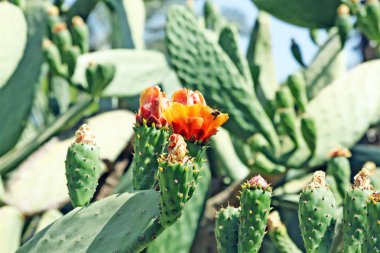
136 86 170 127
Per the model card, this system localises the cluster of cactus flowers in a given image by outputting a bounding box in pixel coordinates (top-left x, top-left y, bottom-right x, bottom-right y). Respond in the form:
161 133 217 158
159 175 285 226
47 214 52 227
65 85 228 230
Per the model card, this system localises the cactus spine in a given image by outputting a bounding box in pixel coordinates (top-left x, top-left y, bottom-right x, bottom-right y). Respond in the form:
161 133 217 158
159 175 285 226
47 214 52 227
343 168 374 253
238 175 272 253
215 206 240 253
65 124 102 207
298 171 337 253
267 211 302 253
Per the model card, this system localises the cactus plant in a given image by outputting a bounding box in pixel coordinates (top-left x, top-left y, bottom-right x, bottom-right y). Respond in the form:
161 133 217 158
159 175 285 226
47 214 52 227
298 171 337 253
365 192 380 252
343 168 374 253
65 124 102 207
215 206 240 253
238 175 272 253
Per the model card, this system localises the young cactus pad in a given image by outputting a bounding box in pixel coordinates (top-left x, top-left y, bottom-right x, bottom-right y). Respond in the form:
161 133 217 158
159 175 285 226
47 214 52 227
238 175 272 253
158 134 194 228
215 206 240 253
343 168 374 253
65 124 102 207
298 171 337 253
327 147 352 200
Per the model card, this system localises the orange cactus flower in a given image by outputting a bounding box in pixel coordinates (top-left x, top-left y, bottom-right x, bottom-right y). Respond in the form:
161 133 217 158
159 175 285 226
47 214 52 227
163 99 228 143
136 86 170 127
172 88 206 105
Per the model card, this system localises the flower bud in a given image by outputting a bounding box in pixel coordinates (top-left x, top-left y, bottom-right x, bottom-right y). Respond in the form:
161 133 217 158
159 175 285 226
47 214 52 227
137 86 170 127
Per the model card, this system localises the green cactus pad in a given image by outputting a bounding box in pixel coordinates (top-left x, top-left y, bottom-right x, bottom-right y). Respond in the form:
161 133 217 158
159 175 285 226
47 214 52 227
215 206 240 253
343 169 374 253
17 190 165 253
252 0 341 28
132 124 169 190
166 6 279 151
298 171 337 253
65 125 102 207
287 72 308 113
158 160 193 228
238 176 272 253
365 192 380 253
326 148 351 201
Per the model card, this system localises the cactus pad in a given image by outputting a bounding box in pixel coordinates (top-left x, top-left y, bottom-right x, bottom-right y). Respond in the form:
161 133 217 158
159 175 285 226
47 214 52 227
215 206 240 253
298 171 337 253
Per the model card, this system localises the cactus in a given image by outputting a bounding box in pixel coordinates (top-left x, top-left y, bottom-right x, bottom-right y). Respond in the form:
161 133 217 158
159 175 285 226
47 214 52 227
290 39 306 67
298 171 337 253
252 0 341 28
343 168 374 253
238 175 272 253
158 134 194 228
71 16 89 53
166 6 280 151
85 62 116 97
132 86 170 190
336 4 352 47
287 72 308 113
215 206 240 253
65 124 102 207
365 192 380 252
267 211 302 253
17 190 165 253
327 148 352 201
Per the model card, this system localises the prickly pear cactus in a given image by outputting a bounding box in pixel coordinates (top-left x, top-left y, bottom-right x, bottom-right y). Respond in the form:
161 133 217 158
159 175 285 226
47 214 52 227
267 211 302 253
158 134 193 228
132 86 170 190
252 0 341 28
343 168 374 253
365 192 380 252
65 124 102 207
298 171 337 253
215 206 240 253
238 175 272 253
326 148 352 200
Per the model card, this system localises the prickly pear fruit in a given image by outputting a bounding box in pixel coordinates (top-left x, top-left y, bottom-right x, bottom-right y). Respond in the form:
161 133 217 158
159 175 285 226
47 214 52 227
158 134 193 228
85 62 116 97
51 22 72 55
132 86 170 190
71 16 89 54
47 5 60 37
343 168 374 253
336 4 352 47
365 192 380 252
65 124 102 207
298 171 337 253
215 206 240 253
62 46 80 78
238 175 272 253
42 39 65 77
278 108 301 147
268 211 302 253
327 147 352 200
275 86 294 109
300 116 317 156
287 72 308 113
